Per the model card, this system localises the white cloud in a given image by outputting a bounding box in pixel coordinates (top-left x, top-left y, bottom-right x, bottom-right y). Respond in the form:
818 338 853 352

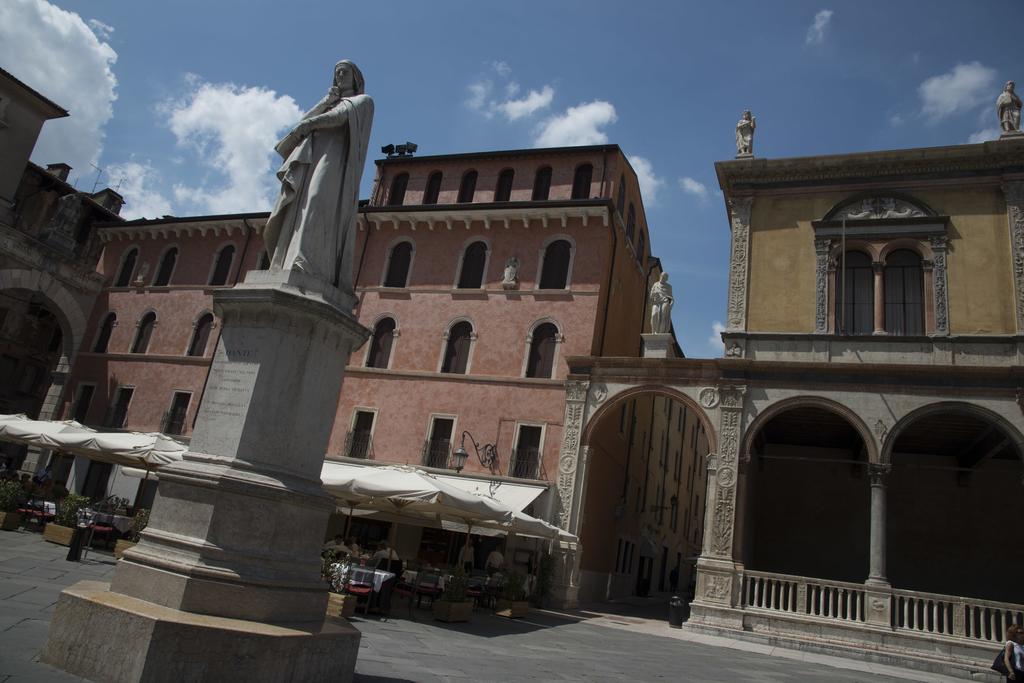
491 61 512 78
495 85 554 121
87 18 114 40
164 79 301 214
466 80 492 112
505 81 520 97
967 127 1001 144
806 9 833 45
708 321 726 354
919 62 996 122
678 176 709 201
534 101 617 147
888 113 905 127
106 161 173 220
628 156 664 205
0 0 118 176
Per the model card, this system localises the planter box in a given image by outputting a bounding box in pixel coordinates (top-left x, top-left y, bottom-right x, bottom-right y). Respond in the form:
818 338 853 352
494 600 529 618
114 540 136 559
433 600 473 623
44 523 75 546
0 511 21 531
327 592 356 619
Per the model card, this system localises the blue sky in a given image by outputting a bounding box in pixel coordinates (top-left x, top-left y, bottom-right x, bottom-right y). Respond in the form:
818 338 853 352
2 0 1021 356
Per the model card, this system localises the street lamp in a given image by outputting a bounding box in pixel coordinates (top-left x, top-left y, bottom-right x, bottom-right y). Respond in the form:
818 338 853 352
452 430 497 473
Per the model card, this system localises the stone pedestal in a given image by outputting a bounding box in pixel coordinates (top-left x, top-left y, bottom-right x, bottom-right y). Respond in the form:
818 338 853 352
42 272 370 682
641 332 675 359
1000 130 1023 140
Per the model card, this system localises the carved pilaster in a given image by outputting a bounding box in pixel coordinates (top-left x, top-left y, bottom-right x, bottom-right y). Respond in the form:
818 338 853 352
929 235 950 336
1003 182 1024 333
556 380 588 532
705 385 746 559
814 238 832 333
726 197 753 331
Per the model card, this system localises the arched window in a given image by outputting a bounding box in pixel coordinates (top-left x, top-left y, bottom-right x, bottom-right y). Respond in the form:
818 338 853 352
571 163 593 199
532 166 552 200
388 172 409 206
114 248 138 287
187 313 214 357
441 321 473 374
616 174 626 215
884 250 924 335
835 251 874 335
526 323 559 378
539 239 572 290
209 245 235 286
457 170 477 203
637 232 646 265
366 317 396 368
457 241 488 289
130 312 156 354
494 168 514 202
153 247 177 286
383 241 413 288
93 313 115 353
258 250 271 270
626 203 636 242
423 171 442 205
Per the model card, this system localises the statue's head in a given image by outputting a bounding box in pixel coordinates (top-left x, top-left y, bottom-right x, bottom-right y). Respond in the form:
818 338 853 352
1006 80 1016 93
333 60 365 95
660 272 669 283
742 110 752 120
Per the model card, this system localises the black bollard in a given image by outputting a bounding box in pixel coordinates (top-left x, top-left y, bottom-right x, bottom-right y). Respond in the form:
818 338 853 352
668 594 686 628
65 525 87 562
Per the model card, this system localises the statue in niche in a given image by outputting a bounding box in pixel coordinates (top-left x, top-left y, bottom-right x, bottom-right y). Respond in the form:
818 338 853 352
649 272 674 334
501 256 520 289
997 80 1021 134
263 60 374 296
735 110 756 156
134 262 150 286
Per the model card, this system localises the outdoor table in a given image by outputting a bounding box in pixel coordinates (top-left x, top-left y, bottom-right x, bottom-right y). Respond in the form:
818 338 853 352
348 567 395 593
400 570 446 590
90 512 133 535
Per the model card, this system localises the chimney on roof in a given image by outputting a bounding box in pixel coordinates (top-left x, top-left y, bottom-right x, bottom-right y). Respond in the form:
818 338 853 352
91 188 124 215
46 163 72 182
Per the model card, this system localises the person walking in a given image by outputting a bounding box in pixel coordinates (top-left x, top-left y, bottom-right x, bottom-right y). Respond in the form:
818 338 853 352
1001 624 1024 681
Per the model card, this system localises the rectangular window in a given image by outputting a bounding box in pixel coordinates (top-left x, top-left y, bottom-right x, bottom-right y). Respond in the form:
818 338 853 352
511 425 543 479
424 416 454 468
163 391 191 435
71 384 96 424
107 387 134 429
81 461 112 500
348 410 375 459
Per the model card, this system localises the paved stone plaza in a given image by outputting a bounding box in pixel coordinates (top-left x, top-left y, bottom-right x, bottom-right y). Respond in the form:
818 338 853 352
0 530 974 682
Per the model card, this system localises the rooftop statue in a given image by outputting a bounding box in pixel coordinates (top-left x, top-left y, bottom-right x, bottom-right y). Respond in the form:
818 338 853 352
735 110 756 157
264 60 374 297
997 80 1021 135
650 272 674 334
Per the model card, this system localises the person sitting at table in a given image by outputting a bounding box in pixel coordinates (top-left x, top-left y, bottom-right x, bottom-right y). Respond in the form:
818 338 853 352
485 547 505 574
346 537 361 556
372 540 399 565
322 534 352 556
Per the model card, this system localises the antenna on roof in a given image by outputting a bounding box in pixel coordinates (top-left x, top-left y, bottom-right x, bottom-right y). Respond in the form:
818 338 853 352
89 163 105 193
114 175 127 192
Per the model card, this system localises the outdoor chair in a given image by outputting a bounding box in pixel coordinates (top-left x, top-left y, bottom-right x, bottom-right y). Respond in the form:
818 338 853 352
344 579 374 614
481 574 504 610
413 572 442 609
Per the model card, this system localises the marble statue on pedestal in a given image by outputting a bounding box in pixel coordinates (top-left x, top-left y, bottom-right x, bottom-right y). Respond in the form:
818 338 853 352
650 272 674 334
264 60 374 295
997 80 1021 135
735 110 756 157
501 256 520 289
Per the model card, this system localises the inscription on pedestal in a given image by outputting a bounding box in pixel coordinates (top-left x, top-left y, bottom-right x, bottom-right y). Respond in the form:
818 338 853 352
190 344 261 457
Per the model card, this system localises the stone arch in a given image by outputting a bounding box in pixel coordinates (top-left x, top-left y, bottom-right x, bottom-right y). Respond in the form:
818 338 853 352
881 400 1024 466
741 395 879 463
582 384 718 454
0 268 86 363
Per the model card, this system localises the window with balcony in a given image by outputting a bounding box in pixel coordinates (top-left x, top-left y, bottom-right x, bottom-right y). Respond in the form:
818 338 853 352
383 241 413 287
532 166 552 201
456 241 488 289
494 168 514 202
366 317 396 369
130 312 156 354
423 171 442 205
510 424 542 479
457 170 477 203
114 247 138 287
153 247 178 286
346 410 375 459
423 416 454 468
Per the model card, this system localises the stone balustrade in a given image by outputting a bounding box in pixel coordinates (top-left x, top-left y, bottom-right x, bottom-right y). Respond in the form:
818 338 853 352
741 569 1024 646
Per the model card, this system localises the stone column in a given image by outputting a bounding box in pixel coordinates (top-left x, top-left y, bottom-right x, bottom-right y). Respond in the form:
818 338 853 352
550 380 589 609
725 197 753 332
872 261 885 334
693 385 745 617
866 463 891 586
20 365 69 474
929 235 950 336
1002 182 1024 333
814 238 831 334
42 274 370 683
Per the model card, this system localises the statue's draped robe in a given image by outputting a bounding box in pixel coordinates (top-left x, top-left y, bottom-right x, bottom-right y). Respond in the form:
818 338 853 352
997 91 1021 131
650 282 674 333
264 93 374 295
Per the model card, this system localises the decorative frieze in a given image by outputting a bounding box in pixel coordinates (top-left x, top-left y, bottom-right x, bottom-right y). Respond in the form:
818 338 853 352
726 197 753 331
1003 182 1024 333
929 235 950 336
814 238 832 333
556 380 588 531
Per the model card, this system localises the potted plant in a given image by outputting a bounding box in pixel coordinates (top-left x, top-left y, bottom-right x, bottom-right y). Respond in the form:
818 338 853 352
325 556 357 619
433 567 473 623
495 570 529 618
115 508 149 559
44 492 89 546
530 552 555 608
0 480 24 531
